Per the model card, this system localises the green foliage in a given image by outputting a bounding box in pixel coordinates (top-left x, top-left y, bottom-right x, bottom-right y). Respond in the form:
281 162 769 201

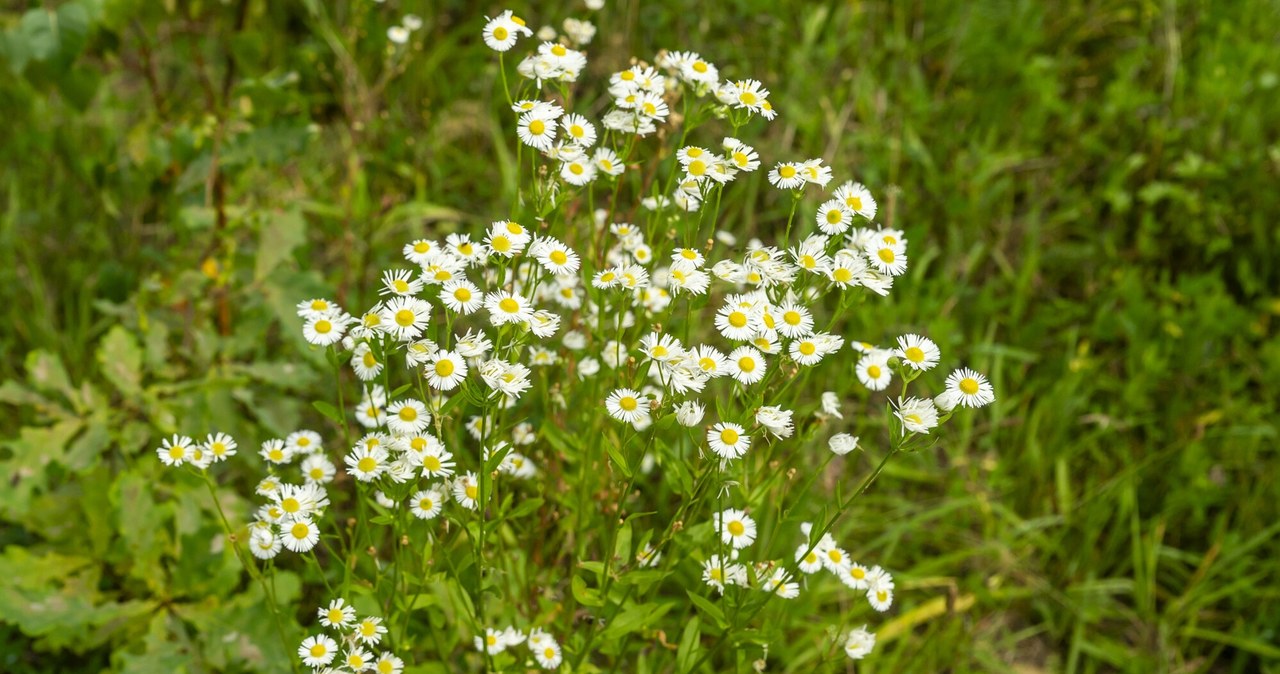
2 1 1278 672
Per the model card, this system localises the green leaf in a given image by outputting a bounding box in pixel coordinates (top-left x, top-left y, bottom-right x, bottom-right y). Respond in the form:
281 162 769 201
602 601 673 640
25 349 74 401
97 325 143 398
605 441 631 479
507 496 544 520
312 399 344 424
254 208 307 281
676 616 702 673
571 574 603 607
685 590 726 629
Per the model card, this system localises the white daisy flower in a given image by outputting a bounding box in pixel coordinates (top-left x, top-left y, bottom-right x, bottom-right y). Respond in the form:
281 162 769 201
304 314 347 346
605 388 650 424
726 346 766 385
440 279 483 314
856 350 893 391
319 598 356 628
482 10 531 52
386 398 430 434
707 422 750 459
896 396 940 434
714 508 757 549
844 626 876 660
425 350 467 391
156 434 194 467
945 367 995 408
299 634 338 668
280 517 319 553
896 334 941 371
828 433 859 456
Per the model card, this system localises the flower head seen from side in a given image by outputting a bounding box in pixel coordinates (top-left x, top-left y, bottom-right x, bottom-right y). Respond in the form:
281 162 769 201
844 626 877 660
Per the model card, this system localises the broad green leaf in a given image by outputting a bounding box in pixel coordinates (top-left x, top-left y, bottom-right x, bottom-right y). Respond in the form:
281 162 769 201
97 325 143 397
685 590 726 629
254 208 307 281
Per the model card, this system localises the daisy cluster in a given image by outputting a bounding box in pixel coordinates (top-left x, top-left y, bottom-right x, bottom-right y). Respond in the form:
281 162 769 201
474 626 563 669
298 598 402 673
179 8 1004 670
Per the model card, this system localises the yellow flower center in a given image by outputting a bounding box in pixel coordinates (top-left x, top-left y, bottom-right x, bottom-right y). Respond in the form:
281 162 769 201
211 442 226 455
419 497 433 510
309 468 324 480
550 250 568 265
778 165 796 179
393 278 409 292
328 609 344 624
692 60 708 73
310 644 326 657
619 396 638 411
905 346 925 363
878 248 896 264
529 119 545 135
688 159 706 176
867 365 882 379
599 159 613 171
492 26 508 41
491 236 511 252
804 552 818 564
728 311 747 328
833 268 853 283
314 320 332 334
458 243 474 256
905 413 922 425
826 209 843 224
269 449 284 462
620 70 635 81
727 520 745 536
851 567 866 580
349 655 364 668
783 311 802 325
738 357 756 373
544 647 556 659
360 622 376 637
487 635 498 646
733 151 748 166
310 300 328 311
290 522 309 539
642 102 657 116
399 406 418 421
828 549 842 563
799 342 816 356
363 351 378 368
394 309 415 327
699 357 716 371
739 91 757 105
357 457 377 473
551 44 567 56
847 196 863 211
960 377 980 395
465 484 478 500
168 445 185 460
413 241 430 253
719 428 739 445
499 298 519 313
281 498 300 513
600 271 616 283
423 455 442 472
435 359 455 377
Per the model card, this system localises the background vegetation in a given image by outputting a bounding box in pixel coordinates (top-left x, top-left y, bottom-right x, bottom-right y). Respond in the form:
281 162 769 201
2 0 1278 672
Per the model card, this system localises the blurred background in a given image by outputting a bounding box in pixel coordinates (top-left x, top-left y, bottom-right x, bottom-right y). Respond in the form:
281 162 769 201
1 0 1278 671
